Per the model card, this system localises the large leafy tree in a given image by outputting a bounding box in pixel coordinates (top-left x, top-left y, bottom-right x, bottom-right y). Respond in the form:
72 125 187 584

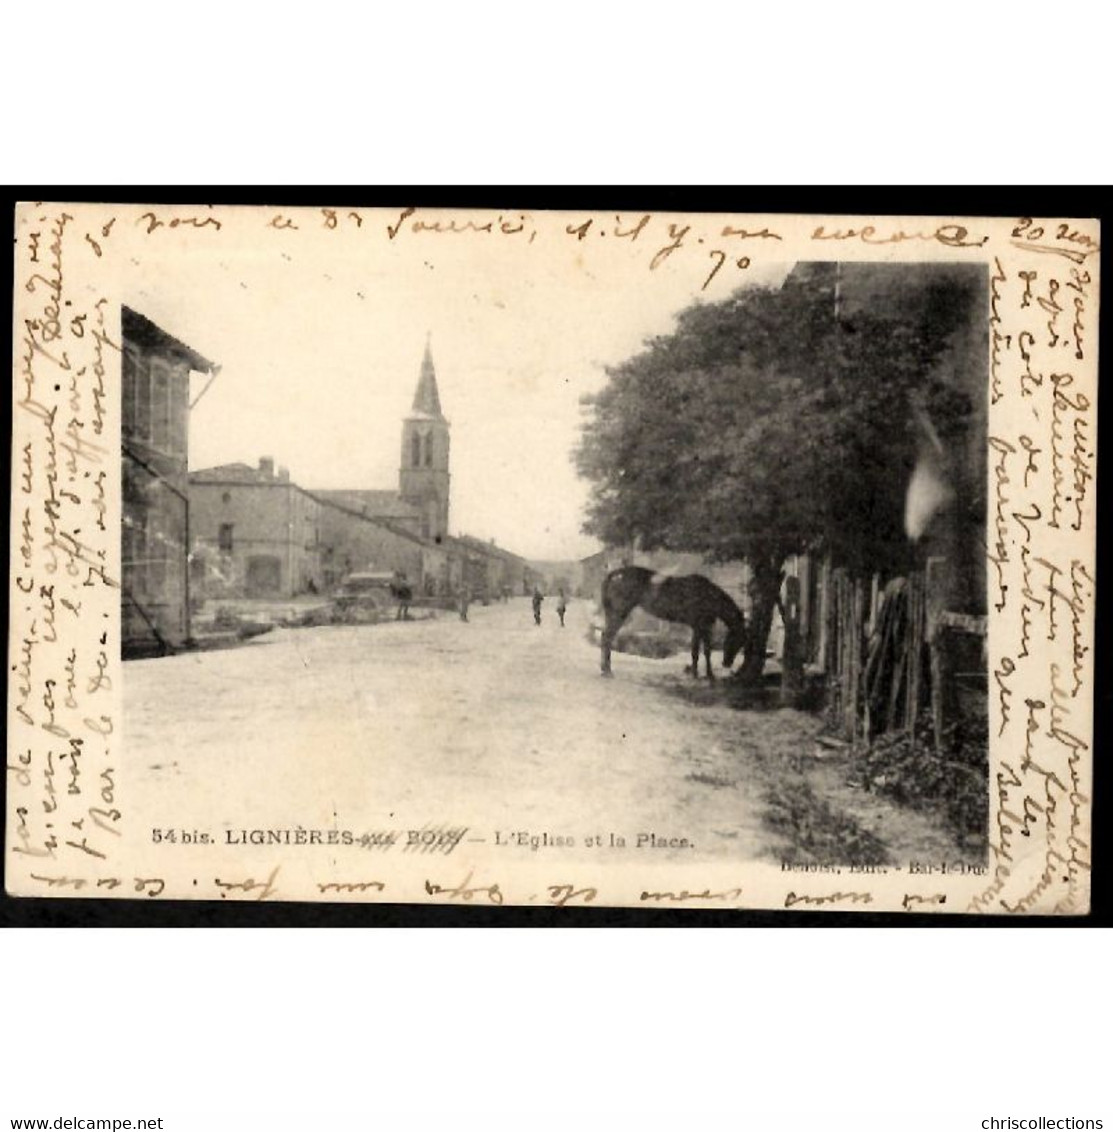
576 265 974 682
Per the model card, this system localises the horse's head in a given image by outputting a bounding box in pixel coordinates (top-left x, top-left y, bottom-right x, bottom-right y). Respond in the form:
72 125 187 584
722 619 746 670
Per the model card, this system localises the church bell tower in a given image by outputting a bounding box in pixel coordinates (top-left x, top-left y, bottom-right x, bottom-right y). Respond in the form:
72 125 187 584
399 336 451 541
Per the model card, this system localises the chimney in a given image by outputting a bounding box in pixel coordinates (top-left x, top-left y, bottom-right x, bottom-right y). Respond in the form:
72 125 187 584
259 456 275 479
278 466 290 482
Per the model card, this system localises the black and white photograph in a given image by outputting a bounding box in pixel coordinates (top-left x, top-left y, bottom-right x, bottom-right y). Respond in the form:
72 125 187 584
8 204 1096 913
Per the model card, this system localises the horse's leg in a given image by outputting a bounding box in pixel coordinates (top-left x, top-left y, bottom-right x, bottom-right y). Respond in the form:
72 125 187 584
703 628 714 681
690 629 701 678
601 608 624 675
600 597 634 676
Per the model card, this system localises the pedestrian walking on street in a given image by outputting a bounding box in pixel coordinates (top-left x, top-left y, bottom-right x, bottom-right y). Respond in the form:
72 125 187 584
556 589 568 628
393 570 413 621
531 587 543 626
459 585 471 622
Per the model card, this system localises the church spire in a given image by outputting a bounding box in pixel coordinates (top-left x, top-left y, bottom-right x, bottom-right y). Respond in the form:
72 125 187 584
411 334 443 417
400 334 451 541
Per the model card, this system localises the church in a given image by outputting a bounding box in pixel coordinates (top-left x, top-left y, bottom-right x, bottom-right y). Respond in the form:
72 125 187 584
316 337 451 544
314 340 533 600
190 340 532 601
313 338 456 596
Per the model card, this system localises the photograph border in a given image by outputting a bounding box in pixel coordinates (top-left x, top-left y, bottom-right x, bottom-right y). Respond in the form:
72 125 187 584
3 183 1107 929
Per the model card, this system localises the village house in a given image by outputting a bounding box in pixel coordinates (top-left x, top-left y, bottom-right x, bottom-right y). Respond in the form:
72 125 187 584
314 494 450 595
451 535 521 598
122 306 218 657
485 541 535 596
182 340 531 610
189 458 323 599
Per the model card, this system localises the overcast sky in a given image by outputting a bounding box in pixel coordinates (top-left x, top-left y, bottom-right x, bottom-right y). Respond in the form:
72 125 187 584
123 210 789 561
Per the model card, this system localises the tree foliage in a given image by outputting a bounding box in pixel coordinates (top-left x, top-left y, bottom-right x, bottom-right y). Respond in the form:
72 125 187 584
576 264 976 679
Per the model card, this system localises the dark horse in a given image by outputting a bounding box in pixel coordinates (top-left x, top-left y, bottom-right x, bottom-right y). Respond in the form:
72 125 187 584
600 566 746 678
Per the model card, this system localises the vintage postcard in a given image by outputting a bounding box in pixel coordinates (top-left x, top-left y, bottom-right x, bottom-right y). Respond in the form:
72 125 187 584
6 202 1097 914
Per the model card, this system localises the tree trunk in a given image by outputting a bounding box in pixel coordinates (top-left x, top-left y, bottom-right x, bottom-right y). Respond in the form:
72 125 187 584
739 554 784 685
780 574 805 706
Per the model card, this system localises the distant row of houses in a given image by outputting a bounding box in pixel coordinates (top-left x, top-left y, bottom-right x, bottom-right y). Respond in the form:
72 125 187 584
122 308 538 657
187 462 534 602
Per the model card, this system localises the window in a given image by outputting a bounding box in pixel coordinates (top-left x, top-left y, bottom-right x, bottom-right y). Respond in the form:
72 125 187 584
123 520 137 588
133 522 148 594
136 512 159 592
424 434 433 466
219 523 234 553
165 364 186 456
123 347 137 434
131 351 151 440
411 432 421 467
149 540 167 592
151 358 171 451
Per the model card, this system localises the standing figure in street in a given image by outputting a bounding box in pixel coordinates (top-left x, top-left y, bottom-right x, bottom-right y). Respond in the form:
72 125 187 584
531 588 543 626
556 589 568 627
459 585 471 623
392 571 413 621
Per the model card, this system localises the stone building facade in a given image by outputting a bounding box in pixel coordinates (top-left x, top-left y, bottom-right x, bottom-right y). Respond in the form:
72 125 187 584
122 307 217 656
186 340 529 605
189 458 323 598
315 496 445 594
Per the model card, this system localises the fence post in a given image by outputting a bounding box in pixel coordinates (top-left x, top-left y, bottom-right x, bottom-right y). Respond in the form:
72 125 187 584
855 579 865 747
781 574 804 706
924 556 950 756
831 569 846 735
817 557 832 675
906 571 923 749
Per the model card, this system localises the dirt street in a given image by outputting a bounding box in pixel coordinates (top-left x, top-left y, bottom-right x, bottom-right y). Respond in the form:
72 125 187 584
124 598 969 866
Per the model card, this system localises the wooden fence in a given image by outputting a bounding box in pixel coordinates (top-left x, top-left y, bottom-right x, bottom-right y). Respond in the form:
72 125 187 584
819 557 986 753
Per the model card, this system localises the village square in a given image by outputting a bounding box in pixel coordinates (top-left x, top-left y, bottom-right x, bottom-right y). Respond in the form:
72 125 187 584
120 259 991 869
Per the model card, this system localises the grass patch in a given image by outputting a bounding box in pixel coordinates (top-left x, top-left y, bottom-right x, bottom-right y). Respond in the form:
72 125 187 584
850 715 988 854
764 777 890 867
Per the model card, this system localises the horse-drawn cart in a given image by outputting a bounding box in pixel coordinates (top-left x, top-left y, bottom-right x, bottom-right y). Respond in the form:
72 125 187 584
332 570 403 624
